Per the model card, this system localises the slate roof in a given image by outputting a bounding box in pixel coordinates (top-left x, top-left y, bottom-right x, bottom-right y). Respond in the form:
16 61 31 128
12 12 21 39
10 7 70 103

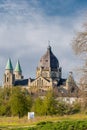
14 79 28 86
5 58 13 70
57 78 67 86
38 45 59 70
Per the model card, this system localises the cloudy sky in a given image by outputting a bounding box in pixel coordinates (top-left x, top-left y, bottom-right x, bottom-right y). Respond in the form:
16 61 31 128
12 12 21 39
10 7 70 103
0 0 87 85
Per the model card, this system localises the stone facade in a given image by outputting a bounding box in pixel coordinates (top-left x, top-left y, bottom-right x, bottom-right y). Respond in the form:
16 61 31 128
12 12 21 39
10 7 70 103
28 45 62 92
3 46 78 96
3 59 23 87
4 69 14 87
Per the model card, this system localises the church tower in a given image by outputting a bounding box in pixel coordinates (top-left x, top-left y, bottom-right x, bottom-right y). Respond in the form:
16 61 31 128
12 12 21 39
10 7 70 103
36 45 62 86
14 60 23 80
4 58 14 87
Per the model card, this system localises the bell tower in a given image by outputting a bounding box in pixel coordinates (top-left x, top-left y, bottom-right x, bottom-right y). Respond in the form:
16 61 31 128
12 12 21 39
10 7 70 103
14 60 23 80
4 58 14 87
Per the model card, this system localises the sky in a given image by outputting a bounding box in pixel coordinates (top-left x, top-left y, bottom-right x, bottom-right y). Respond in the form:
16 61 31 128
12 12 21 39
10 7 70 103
0 0 87 85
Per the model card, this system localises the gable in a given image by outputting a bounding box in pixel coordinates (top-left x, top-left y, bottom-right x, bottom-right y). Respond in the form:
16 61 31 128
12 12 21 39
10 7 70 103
29 76 52 87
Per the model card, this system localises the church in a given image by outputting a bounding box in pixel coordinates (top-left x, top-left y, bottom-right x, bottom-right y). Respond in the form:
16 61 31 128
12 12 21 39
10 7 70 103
29 45 62 90
3 45 78 95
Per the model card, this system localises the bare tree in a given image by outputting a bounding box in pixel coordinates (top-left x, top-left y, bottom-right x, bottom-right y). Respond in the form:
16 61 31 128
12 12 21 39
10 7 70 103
72 24 87 91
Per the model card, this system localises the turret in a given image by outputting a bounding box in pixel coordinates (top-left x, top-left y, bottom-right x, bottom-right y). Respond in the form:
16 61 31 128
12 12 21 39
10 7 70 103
4 58 14 87
14 60 23 80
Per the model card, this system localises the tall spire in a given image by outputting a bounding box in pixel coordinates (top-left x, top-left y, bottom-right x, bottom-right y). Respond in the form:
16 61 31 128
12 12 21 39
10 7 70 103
14 60 22 72
5 58 13 70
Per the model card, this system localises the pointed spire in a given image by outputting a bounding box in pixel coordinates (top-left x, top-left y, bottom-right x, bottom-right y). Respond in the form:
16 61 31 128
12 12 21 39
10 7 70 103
14 60 22 72
5 58 13 70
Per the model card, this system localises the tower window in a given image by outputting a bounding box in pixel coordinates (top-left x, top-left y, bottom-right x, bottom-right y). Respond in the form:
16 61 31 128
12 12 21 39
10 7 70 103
7 77 9 82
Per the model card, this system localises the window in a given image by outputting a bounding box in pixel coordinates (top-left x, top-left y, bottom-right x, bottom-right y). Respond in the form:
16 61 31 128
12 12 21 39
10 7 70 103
7 77 9 82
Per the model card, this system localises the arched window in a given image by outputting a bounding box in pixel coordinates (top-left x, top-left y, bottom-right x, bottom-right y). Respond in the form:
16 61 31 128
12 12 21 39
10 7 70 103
7 77 9 82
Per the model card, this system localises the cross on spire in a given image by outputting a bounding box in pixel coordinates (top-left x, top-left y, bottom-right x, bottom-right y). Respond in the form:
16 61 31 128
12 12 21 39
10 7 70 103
48 40 50 46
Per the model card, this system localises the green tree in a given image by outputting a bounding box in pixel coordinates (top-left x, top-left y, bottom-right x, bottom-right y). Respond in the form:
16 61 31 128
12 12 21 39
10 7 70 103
71 102 81 114
0 88 11 116
32 97 44 115
0 87 11 101
43 91 58 115
9 87 29 118
26 95 33 112
56 101 69 115
0 102 11 116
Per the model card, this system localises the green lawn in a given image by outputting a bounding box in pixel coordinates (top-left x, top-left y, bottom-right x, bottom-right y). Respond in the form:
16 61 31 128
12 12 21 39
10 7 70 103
0 114 87 130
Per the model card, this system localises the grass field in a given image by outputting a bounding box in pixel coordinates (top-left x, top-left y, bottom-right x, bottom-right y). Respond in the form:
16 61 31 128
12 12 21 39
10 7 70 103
0 114 87 129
